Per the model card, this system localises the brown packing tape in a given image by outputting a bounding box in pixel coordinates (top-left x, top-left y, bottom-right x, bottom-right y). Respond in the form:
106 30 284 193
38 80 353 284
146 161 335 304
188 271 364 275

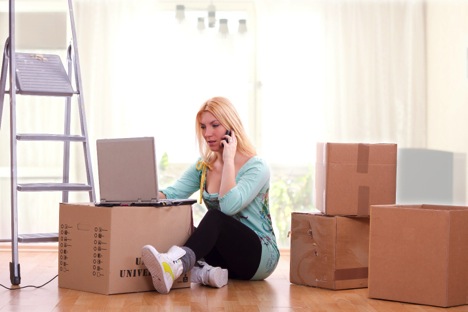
358 186 370 215
357 144 370 215
334 267 368 281
357 144 370 173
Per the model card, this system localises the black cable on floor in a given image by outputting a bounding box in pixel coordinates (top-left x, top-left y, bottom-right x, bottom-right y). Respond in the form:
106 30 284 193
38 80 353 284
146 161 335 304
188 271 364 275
0 274 58 290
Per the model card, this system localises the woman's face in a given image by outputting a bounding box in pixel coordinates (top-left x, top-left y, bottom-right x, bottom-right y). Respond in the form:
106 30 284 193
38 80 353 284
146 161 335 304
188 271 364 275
200 111 228 152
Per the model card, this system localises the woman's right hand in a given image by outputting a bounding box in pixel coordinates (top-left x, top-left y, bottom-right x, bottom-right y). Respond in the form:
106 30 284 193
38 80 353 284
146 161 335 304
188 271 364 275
222 131 237 162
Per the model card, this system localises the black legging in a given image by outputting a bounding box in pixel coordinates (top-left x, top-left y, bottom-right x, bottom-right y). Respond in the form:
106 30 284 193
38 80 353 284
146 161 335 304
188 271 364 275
184 209 262 280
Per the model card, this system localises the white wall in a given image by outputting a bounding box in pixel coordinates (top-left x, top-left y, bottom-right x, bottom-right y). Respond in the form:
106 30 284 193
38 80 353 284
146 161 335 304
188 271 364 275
426 0 468 204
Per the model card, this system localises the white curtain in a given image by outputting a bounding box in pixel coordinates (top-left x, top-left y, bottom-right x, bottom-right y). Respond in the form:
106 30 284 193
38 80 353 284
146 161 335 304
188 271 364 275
321 0 426 146
249 0 426 166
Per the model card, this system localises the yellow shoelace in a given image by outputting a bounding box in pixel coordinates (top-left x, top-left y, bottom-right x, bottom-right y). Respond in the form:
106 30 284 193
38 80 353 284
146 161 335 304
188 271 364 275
195 160 211 204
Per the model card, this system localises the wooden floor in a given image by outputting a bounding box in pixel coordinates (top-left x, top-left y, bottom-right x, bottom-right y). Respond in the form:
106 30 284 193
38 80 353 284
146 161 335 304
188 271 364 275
1 244 467 312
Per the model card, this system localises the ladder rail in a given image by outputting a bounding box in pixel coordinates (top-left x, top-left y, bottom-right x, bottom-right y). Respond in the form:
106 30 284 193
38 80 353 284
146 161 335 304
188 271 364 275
68 0 96 202
0 39 10 130
8 0 21 286
62 45 73 203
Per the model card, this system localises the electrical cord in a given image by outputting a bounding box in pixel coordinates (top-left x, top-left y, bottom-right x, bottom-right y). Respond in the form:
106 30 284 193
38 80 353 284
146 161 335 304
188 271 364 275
0 274 58 290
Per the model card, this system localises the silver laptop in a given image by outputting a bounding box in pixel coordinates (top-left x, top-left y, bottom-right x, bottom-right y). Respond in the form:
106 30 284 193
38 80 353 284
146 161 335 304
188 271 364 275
95 137 196 207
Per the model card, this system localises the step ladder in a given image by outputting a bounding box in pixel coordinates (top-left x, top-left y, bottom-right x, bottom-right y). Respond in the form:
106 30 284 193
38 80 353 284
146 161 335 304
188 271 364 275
0 0 95 285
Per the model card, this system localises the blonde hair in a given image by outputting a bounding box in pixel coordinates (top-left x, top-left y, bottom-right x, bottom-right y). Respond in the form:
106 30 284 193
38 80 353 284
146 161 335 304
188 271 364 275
196 96 256 166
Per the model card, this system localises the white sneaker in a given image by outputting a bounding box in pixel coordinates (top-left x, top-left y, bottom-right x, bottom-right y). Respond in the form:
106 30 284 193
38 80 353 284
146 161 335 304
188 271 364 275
142 245 186 294
191 260 228 288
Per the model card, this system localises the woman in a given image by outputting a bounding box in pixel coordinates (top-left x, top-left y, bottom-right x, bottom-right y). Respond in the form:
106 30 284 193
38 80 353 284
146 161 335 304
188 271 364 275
142 96 279 294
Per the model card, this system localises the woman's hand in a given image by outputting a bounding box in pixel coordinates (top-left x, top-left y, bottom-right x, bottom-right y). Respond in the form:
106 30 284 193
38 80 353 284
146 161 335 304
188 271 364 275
219 131 237 197
222 130 237 162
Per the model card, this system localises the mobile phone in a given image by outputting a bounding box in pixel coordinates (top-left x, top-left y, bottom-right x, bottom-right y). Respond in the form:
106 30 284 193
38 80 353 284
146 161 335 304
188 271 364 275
223 130 231 147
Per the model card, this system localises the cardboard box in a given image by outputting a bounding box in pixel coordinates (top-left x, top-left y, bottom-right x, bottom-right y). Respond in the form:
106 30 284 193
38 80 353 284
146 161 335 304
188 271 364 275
58 203 193 295
369 204 468 307
315 143 397 216
290 212 369 290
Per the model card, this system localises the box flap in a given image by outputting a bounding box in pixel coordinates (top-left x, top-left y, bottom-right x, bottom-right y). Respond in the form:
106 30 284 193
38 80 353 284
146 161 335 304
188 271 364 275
447 210 468 306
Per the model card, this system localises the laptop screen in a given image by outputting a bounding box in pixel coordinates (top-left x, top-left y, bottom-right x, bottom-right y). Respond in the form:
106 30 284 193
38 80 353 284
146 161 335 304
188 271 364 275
96 137 159 204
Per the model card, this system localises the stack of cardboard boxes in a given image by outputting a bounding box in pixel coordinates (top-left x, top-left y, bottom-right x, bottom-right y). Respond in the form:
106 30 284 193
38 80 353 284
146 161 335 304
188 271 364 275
290 143 397 290
290 142 468 308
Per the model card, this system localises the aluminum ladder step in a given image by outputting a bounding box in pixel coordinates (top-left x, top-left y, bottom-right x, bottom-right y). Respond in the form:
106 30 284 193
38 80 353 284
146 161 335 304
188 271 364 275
18 233 58 243
0 233 58 243
16 134 86 142
15 53 75 96
17 183 93 192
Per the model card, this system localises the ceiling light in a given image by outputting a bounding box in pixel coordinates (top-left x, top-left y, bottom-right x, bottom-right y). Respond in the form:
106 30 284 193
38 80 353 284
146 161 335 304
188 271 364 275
238 19 247 34
175 4 185 22
197 17 205 31
208 4 216 28
219 19 228 35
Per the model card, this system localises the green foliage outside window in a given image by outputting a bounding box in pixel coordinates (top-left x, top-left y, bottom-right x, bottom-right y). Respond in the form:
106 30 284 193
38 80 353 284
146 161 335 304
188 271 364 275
269 166 315 248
